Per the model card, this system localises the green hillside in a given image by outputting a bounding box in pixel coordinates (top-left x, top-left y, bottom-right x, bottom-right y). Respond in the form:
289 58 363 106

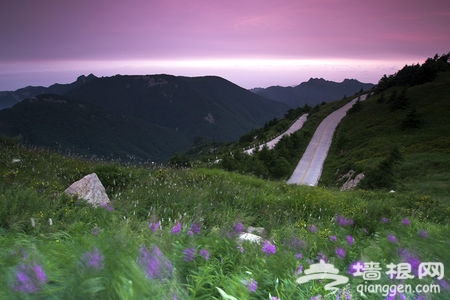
1 135 449 299
0 94 188 162
321 70 450 203
196 94 367 179
199 54 450 199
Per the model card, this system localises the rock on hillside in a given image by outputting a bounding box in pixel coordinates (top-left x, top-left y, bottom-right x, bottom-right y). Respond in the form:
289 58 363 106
65 173 110 207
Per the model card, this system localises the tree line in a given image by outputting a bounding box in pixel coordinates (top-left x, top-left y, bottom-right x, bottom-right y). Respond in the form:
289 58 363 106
376 53 450 93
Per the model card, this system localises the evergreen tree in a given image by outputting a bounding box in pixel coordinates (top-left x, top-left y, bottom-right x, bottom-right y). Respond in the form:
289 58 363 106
401 108 422 130
361 147 402 190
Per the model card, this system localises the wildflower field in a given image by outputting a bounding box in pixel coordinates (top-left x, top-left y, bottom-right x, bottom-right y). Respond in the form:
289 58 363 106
0 140 449 299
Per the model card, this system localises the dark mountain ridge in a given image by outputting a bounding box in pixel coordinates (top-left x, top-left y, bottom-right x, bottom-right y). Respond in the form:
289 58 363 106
0 74 97 110
251 78 374 108
64 74 288 141
0 93 187 162
0 74 288 162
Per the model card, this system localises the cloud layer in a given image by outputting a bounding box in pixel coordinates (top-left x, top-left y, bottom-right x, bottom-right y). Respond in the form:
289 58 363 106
1 0 448 89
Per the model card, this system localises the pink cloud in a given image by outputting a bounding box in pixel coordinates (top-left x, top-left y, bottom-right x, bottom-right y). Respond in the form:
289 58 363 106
0 0 448 90
1 0 448 61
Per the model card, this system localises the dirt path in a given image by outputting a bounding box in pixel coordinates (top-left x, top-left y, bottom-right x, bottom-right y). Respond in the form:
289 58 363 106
287 94 367 186
244 113 308 155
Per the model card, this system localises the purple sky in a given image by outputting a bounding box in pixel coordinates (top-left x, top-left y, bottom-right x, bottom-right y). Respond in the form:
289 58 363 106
1 0 449 90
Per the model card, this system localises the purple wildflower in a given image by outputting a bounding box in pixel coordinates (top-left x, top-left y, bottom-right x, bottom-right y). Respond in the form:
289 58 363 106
270 297 281 300
100 202 114 211
11 263 47 293
80 247 104 272
317 252 327 262
187 223 201 235
401 218 410 225
233 222 245 233
148 221 161 231
237 246 245 253
437 279 449 289
385 292 406 300
295 253 303 259
199 249 210 260
309 225 318 233
171 222 181 234
183 248 196 262
297 264 304 275
138 245 173 280
283 237 306 251
336 215 354 226
170 294 179 300
13 266 38 293
33 265 47 283
346 235 354 246
381 217 390 223
399 248 420 276
335 247 346 259
244 278 258 292
91 227 102 235
347 261 364 276
418 229 428 238
329 235 337 242
335 285 352 300
387 234 398 243
262 240 276 256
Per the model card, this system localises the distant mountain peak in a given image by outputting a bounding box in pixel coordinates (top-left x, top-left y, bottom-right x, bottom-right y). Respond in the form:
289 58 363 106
307 77 326 82
252 78 374 108
76 73 97 83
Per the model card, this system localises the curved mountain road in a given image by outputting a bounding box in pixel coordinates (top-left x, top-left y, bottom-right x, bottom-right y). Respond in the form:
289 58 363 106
287 94 367 186
244 113 308 155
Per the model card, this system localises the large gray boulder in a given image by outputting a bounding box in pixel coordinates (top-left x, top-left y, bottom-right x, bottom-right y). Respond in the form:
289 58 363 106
65 173 110 207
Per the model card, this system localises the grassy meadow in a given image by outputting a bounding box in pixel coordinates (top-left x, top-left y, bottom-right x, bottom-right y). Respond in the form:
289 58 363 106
1 58 449 299
321 71 450 203
1 138 449 299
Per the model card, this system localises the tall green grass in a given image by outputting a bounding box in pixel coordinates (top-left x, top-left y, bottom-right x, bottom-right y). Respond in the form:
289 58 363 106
1 141 449 299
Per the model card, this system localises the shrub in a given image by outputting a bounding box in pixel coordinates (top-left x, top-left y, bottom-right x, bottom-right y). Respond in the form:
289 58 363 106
360 147 402 190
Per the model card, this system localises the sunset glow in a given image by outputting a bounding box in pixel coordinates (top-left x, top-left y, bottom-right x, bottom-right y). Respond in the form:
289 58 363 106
0 0 448 90
0 57 417 90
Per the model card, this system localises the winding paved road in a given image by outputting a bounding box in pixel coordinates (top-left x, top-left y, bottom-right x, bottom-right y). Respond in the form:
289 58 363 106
287 94 367 186
244 113 308 155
